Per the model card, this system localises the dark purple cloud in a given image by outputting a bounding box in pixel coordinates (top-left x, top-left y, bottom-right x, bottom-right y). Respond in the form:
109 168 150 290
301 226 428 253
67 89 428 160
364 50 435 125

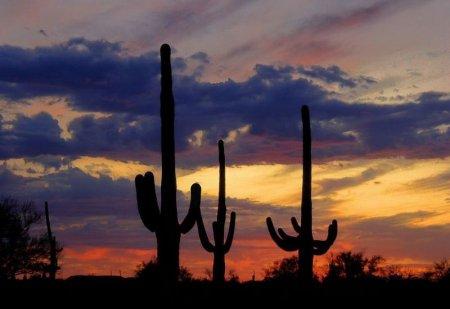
0 38 449 165
0 113 65 158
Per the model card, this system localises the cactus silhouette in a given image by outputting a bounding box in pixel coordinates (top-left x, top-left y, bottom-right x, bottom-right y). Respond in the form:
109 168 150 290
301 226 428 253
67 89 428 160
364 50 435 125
197 140 236 283
266 105 338 284
135 44 201 285
44 201 58 280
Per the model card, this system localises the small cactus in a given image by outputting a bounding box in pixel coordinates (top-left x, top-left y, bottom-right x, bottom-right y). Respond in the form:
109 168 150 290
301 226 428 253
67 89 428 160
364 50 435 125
266 105 338 284
135 44 201 285
44 201 58 280
197 140 236 283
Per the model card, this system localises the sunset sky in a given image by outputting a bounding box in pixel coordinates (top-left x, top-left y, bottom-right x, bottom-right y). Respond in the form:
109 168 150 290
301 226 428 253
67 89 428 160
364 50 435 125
0 0 449 280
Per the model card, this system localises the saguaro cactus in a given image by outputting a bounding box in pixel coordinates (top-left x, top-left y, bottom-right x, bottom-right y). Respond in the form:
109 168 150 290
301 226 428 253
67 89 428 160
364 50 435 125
135 44 201 284
197 140 236 283
44 201 58 280
266 105 338 284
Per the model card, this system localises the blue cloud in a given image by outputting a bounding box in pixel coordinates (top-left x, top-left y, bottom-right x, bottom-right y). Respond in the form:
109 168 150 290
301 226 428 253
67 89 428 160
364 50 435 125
0 112 65 159
298 65 376 88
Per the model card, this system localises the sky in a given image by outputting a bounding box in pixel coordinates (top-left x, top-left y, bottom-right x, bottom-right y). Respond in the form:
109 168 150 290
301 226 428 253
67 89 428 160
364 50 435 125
0 0 449 280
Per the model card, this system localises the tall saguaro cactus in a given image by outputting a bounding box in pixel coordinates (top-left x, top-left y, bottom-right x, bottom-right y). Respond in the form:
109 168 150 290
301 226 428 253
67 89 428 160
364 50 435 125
266 105 338 284
135 44 201 284
44 201 58 280
197 140 236 283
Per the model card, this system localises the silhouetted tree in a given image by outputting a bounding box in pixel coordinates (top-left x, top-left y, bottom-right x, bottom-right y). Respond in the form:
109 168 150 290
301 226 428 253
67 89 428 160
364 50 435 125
325 251 384 281
135 44 201 285
197 140 236 283
266 106 338 285
0 198 62 280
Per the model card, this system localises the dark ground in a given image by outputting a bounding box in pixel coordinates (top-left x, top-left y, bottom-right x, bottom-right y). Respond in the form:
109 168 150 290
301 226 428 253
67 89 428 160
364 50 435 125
1 277 448 307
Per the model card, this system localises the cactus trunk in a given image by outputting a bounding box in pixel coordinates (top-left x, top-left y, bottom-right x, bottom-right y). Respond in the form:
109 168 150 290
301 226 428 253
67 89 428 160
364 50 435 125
299 106 314 284
135 44 201 286
197 140 236 283
44 201 57 280
213 250 226 283
158 43 180 284
266 105 338 286
214 139 226 283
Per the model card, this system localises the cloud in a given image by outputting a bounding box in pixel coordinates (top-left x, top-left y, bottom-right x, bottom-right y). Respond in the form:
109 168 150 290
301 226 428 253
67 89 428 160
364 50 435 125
132 0 257 48
0 38 449 165
0 38 163 114
298 0 422 35
343 211 450 262
2 162 448 277
317 164 393 195
298 65 376 88
0 112 65 159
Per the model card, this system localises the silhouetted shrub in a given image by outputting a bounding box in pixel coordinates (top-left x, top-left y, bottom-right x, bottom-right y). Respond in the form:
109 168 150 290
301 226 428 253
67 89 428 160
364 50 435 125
135 257 160 281
264 255 299 282
423 258 450 283
179 266 194 282
135 257 193 283
227 269 240 283
382 264 406 280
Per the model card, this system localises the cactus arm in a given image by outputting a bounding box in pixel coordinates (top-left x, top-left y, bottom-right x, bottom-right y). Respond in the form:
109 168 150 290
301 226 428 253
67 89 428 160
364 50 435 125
277 227 298 242
135 172 160 232
197 209 215 253
223 211 236 254
312 220 338 255
291 217 302 234
179 183 202 234
266 217 299 251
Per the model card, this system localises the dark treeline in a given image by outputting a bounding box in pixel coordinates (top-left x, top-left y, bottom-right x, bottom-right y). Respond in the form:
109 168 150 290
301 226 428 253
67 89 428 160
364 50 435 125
1 252 449 306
